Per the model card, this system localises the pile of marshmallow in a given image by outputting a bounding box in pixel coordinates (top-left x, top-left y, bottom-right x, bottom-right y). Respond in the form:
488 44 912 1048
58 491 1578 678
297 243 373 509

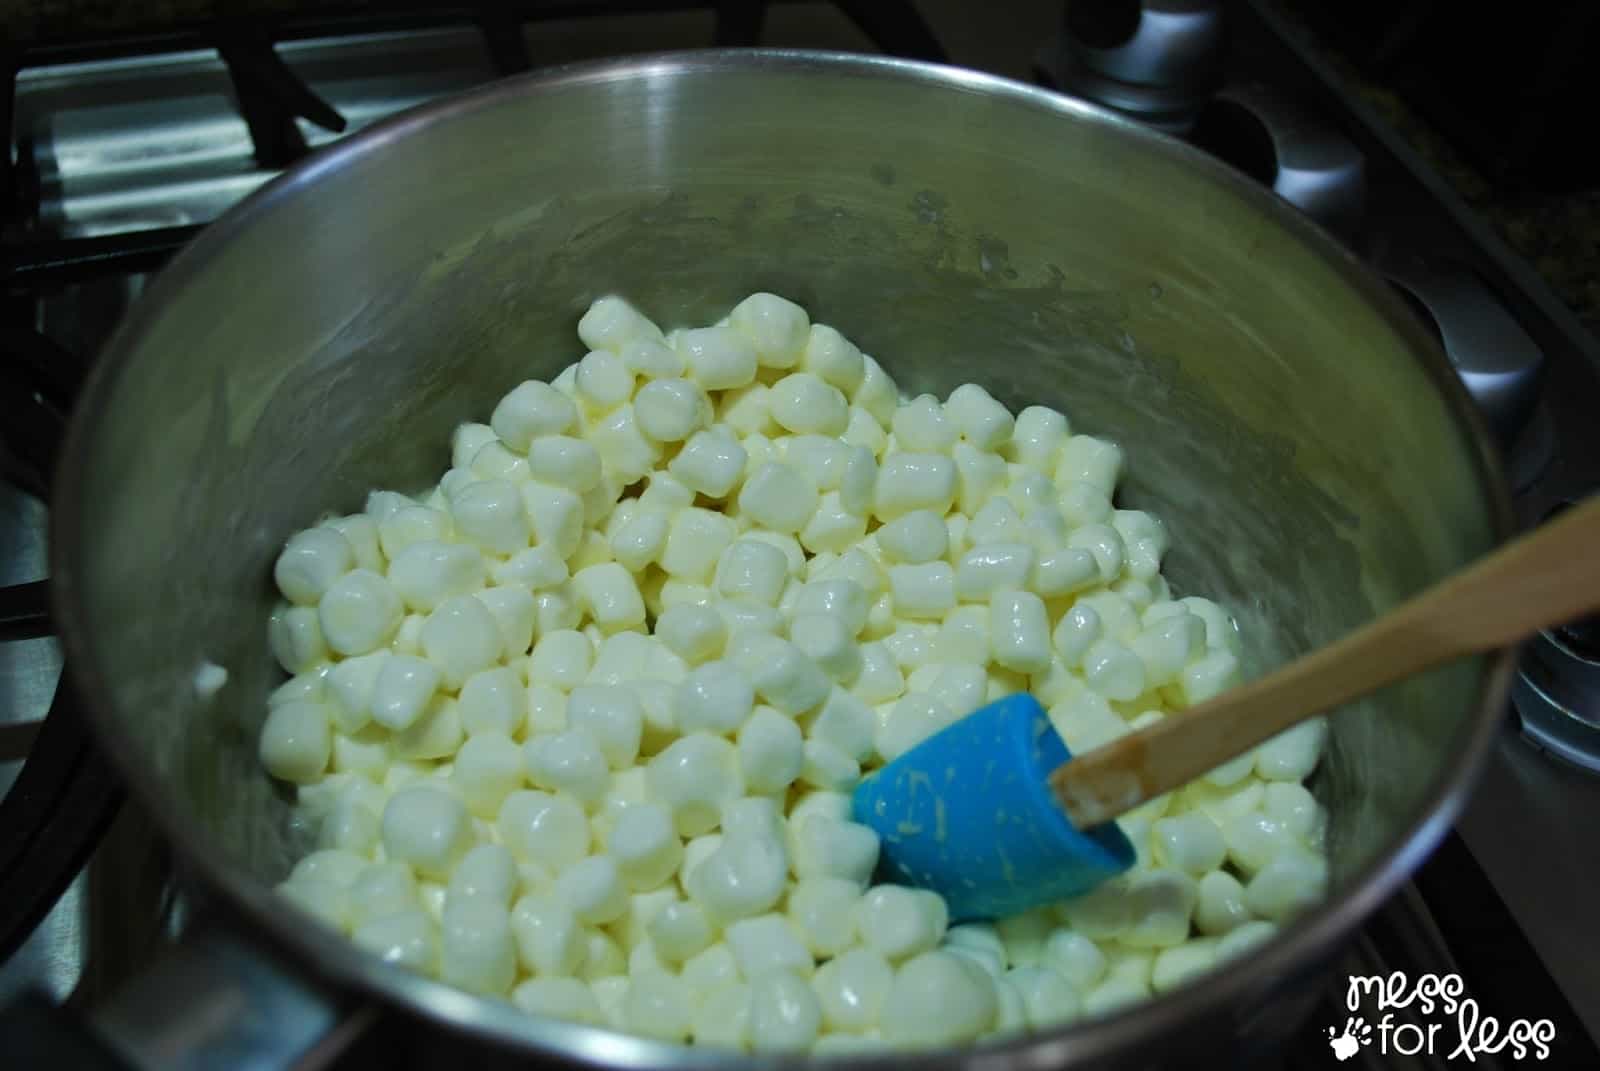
260 293 1327 1052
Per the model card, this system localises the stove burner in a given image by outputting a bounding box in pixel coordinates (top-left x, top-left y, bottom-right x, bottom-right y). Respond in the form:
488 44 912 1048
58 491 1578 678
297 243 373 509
1515 499 1600 773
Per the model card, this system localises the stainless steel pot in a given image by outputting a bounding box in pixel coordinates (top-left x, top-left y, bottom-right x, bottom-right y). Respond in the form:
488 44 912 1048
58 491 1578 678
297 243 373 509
48 50 1513 1067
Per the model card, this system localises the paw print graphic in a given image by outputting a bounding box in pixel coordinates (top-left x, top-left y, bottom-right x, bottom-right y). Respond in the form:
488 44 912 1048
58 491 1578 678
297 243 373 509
1326 1018 1374 1061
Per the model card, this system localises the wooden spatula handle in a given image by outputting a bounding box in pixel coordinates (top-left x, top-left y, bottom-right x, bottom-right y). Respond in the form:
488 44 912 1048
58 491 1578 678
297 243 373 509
1051 495 1600 829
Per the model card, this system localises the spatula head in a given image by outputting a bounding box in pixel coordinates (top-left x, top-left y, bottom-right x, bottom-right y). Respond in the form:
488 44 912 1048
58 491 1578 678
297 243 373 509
852 693 1135 922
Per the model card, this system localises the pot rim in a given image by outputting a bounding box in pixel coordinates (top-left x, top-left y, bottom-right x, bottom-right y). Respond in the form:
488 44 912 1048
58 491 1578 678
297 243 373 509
48 48 1517 1066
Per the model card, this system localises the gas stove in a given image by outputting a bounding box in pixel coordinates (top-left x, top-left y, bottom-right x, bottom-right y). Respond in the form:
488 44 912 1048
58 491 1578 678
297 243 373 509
1 2 1597 1066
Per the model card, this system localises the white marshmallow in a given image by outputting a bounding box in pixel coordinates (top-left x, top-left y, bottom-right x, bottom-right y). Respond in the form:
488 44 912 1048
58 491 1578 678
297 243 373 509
892 395 956 453
1195 870 1252 936
274 528 355 606
1009 965 1081 1030
512 977 605 1025
1082 638 1147 701
807 688 876 761
788 614 862 685
528 628 592 690
673 660 756 735
353 909 438 972
1055 434 1123 495
879 951 996 1046
935 606 990 666
814 945 892 1033
325 653 384 732
989 589 1052 674
669 429 747 500
857 886 948 962
1152 811 1227 876
378 505 452 559
737 707 805 795
586 405 659 484
656 604 727 665
633 378 708 442
564 685 643 768
387 541 484 613
875 692 955 762
318 570 401 656
524 728 609 807
571 562 646 633
446 843 517 909
715 540 789 606
720 382 774 436
799 738 861 792
661 507 738 581
927 661 987 717
468 441 529 484
1119 869 1199 950
952 543 1034 603
575 349 635 413
769 373 849 436
420 595 504 688
679 325 758 389
510 892 585 976
801 323 865 393
610 802 683 892
491 380 578 452
1032 546 1100 598
747 969 822 1054
798 491 867 555
451 731 524 817
685 829 787 921
648 900 713 963
945 383 1014 450
381 784 470 879
727 913 813 979
731 633 831 715
446 480 528 555
1256 720 1326 782
578 295 664 354
497 789 589 868
555 853 628 925
608 510 668 574
1244 850 1327 922
517 482 584 561
852 353 899 424
877 510 949 565
873 453 956 520
392 695 462 761
474 586 536 659
525 436 602 493
259 700 330 784
325 514 383 573
851 641 905 704
730 292 810 368
738 462 818 534
647 732 744 836
1042 928 1106 990
790 815 879 885
1010 406 1070 473
888 562 956 620
967 496 1026 546
787 877 859 958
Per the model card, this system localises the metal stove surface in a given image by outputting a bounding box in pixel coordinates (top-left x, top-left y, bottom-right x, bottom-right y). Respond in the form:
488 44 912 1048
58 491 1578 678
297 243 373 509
2 1 1599 1066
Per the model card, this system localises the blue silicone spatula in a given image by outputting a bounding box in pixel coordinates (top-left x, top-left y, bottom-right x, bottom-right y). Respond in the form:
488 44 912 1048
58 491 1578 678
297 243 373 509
853 496 1600 921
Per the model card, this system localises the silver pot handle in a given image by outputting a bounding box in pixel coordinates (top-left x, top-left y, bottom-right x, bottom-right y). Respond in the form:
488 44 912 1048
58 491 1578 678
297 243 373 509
5 919 370 1070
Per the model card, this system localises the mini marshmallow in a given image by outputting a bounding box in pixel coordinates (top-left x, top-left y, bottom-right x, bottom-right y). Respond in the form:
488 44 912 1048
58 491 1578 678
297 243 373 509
575 349 635 413
634 379 708 442
807 688 876 762
892 395 957 453
955 543 1036 603
720 383 774 437
1032 546 1100 599
649 900 713 963
737 707 805 794
492 380 579 452
990 589 1052 674
260 700 330 784
519 482 584 560
787 877 860 958
566 685 644 768
353 909 438 971
801 323 866 394
782 434 848 490
497 790 589 868
451 732 525 817
528 629 593 690
578 295 664 354
790 815 880 885
1194 870 1252 936
951 441 1007 517
647 733 744 836
800 738 861 792
379 504 452 559
587 405 660 484
392 695 463 761
731 633 831 715
388 541 486 613
661 507 738 581
1010 406 1070 473
524 727 610 807
1256 720 1326 782
513 977 605 1025
685 829 788 921
679 325 759 389
852 641 906 704
876 693 956 762
381 784 470 879
857 885 948 962
318 570 401 656
730 292 810 368
839 445 878 517
936 606 991 666
325 514 383 573
1082 638 1146 702
421 595 504 688
510 892 585 977
525 436 602 494
878 510 949 565
945 383 1014 450
670 429 748 500
748 969 822 1054
652 604 725 666
788 614 862 684
449 480 530 555
1244 850 1327 922
769 372 849 437
571 562 646 633
1055 434 1123 495
673 660 756 735
715 539 789 606
738 462 818 534
325 651 385 732
873 453 956 520
798 491 868 555
468 441 529 484
274 528 355 606
879 951 996 1046
610 802 683 891
888 563 957 620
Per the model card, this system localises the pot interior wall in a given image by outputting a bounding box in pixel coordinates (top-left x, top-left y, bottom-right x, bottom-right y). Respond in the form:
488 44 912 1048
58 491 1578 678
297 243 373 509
62 57 1497 905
